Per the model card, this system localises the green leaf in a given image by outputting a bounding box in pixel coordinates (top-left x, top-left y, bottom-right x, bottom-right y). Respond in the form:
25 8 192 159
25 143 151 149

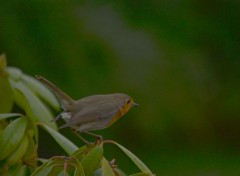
7 134 29 165
47 157 66 167
73 158 85 176
39 123 78 155
111 142 153 175
0 117 27 160
71 145 88 160
33 166 53 176
6 67 22 81
31 160 52 176
15 165 28 176
0 76 14 113
38 158 49 164
11 80 57 129
46 157 84 175
23 132 38 163
1 164 27 176
56 171 68 176
13 89 39 144
101 157 115 176
46 164 63 176
81 144 103 176
21 74 60 111
0 113 23 121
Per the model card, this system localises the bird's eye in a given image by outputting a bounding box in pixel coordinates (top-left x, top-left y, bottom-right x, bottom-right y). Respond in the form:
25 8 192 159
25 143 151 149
126 99 131 104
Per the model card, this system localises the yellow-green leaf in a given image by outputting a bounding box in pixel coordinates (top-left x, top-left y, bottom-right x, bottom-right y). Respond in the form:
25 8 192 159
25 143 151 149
0 113 23 121
46 164 63 176
1 164 27 176
71 145 88 160
23 132 38 163
13 89 39 144
6 67 22 81
7 134 29 165
21 74 60 111
39 123 78 155
38 158 49 164
73 158 85 176
15 165 28 176
55 170 67 176
101 157 115 176
0 117 27 160
34 166 53 176
31 160 52 176
11 80 57 129
81 144 103 176
111 142 153 175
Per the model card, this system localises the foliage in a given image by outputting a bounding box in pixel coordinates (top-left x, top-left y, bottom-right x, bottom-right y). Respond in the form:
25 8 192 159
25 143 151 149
0 1 240 174
0 54 154 175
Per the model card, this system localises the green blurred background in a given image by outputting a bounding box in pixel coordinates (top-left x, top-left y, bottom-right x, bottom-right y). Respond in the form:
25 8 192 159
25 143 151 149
1 1 240 175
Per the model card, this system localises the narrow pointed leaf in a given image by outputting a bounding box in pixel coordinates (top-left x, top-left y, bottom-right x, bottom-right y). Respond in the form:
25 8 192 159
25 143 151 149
47 157 66 167
56 171 68 176
39 123 78 155
0 113 23 121
111 142 153 175
21 74 60 111
11 80 57 129
33 166 53 176
1 164 25 176
13 89 39 144
73 158 85 176
81 144 103 176
6 67 22 81
101 157 115 176
15 165 28 176
7 134 29 165
23 132 38 163
71 145 88 160
38 158 49 164
31 160 52 176
46 165 63 176
0 117 27 160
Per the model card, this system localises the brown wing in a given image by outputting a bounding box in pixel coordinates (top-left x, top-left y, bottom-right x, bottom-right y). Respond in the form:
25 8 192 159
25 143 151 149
61 97 121 128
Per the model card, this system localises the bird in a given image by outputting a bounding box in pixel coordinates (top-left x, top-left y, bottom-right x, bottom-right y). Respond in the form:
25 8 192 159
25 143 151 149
36 75 138 143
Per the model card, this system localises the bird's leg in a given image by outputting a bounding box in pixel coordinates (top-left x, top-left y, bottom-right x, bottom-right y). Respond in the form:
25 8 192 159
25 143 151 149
71 129 91 145
83 131 103 142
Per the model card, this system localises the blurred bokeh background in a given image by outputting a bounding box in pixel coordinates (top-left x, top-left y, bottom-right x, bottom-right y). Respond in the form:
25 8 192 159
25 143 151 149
1 1 240 175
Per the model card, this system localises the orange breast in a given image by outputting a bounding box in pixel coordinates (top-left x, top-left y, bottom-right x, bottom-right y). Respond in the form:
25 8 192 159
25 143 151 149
107 103 131 127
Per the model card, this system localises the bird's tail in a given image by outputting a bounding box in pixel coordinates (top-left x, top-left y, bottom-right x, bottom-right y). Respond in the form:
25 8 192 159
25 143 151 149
36 75 75 110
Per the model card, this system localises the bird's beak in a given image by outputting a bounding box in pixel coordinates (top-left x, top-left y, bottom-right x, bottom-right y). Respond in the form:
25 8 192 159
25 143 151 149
133 103 139 107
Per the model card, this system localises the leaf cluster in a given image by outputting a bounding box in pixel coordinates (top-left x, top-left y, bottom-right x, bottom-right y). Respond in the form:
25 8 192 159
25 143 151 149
0 54 154 176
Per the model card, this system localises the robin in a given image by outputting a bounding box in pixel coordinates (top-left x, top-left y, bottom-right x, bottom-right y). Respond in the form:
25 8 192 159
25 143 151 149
36 76 138 143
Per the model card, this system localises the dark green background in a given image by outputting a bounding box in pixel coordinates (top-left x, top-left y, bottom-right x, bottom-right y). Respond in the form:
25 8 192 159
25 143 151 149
1 1 240 175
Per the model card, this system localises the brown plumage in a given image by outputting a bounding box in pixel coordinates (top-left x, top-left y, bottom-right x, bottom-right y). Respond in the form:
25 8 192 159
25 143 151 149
36 76 138 133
